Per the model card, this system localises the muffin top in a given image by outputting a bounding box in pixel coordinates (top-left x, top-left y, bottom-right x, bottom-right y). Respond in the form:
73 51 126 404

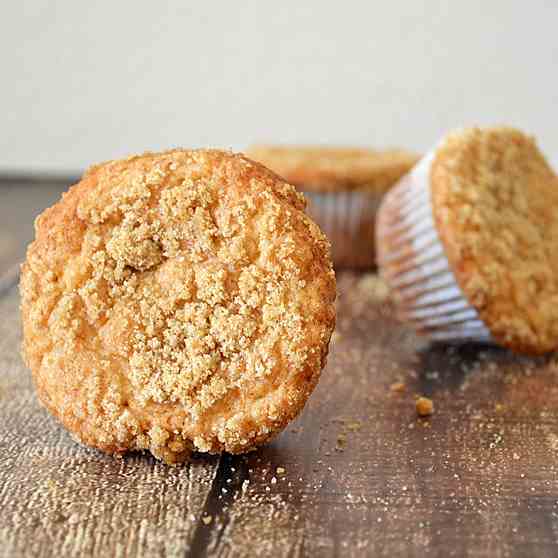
431 127 558 354
20 149 336 463
247 145 420 194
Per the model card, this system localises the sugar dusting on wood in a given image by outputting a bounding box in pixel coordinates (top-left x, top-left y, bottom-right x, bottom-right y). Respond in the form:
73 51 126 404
2 273 558 555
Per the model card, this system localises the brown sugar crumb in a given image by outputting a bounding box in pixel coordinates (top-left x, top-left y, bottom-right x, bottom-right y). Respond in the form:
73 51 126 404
431 127 558 354
346 420 362 432
202 515 213 525
20 149 336 464
335 433 347 451
276 467 286 475
390 381 406 393
331 417 363 452
416 396 434 417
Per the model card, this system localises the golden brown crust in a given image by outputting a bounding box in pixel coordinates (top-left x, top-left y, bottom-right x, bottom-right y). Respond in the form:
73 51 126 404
20 149 336 463
431 127 558 354
246 145 420 193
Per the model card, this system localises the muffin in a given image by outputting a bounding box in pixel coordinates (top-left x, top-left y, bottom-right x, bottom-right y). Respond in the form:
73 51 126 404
376 127 558 355
247 146 420 269
20 149 336 464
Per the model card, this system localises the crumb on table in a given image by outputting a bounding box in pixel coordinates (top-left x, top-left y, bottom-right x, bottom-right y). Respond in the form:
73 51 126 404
390 381 406 393
416 396 434 417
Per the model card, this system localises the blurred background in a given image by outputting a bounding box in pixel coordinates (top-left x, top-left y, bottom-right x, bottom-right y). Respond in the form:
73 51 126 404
1 0 557 285
2 0 558 174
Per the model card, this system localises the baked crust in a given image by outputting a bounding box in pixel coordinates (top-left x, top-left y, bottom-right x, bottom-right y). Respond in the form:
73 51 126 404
431 127 558 354
20 149 336 463
246 145 419 193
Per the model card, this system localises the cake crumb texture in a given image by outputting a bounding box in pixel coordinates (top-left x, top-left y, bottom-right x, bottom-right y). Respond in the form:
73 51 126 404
20 149 336 463
431 127 558 354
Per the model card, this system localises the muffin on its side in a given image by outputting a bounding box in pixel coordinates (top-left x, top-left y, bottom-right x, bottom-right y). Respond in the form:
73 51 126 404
376 126 558 355
20 149 336 464
247 146 419 269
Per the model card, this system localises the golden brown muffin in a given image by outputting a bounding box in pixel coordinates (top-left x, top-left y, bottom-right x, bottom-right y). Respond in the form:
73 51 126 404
20 149 336 463
431 127 558 354
246 146 419 270
246 145 420 194
377 126 558 355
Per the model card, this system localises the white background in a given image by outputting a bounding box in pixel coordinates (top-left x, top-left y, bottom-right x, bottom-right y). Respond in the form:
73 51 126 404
2 1 557 173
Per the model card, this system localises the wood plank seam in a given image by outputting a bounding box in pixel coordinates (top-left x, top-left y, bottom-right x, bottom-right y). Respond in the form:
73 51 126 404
188 454 250 556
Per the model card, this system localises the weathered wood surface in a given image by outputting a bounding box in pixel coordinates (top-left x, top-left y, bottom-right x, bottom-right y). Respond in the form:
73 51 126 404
2 178 558 557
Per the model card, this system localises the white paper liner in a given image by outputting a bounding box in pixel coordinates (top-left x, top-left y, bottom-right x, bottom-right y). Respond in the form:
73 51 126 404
305 191 382 269
376 152 493 343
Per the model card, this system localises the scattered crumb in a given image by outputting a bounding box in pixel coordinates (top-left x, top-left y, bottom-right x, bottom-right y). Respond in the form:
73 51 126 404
416 396 434 417
390 381 406 393
335 433 347 451
358 273 390 303
330 417 364 452
346 420 362 432
276 467 286 475
202 515 213 525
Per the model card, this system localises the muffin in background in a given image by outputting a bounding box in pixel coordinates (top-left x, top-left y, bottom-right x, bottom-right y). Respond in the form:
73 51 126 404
376 126 558 355
247 146 420 269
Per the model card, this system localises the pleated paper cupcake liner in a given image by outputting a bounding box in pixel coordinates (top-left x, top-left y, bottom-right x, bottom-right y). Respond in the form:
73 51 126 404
305 191 383 270
376 152 493 343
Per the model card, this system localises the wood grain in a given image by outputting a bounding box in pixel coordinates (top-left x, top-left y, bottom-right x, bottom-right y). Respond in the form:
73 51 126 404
196 276 558 557
2 276 558 557
0 287 222 557
2 178 558 557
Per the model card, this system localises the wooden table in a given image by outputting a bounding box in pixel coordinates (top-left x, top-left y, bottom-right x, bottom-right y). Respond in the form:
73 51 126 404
1 177 558 557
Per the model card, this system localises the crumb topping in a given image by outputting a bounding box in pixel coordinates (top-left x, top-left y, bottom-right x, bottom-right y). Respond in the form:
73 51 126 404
20 149 336 462
431 127 558 354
